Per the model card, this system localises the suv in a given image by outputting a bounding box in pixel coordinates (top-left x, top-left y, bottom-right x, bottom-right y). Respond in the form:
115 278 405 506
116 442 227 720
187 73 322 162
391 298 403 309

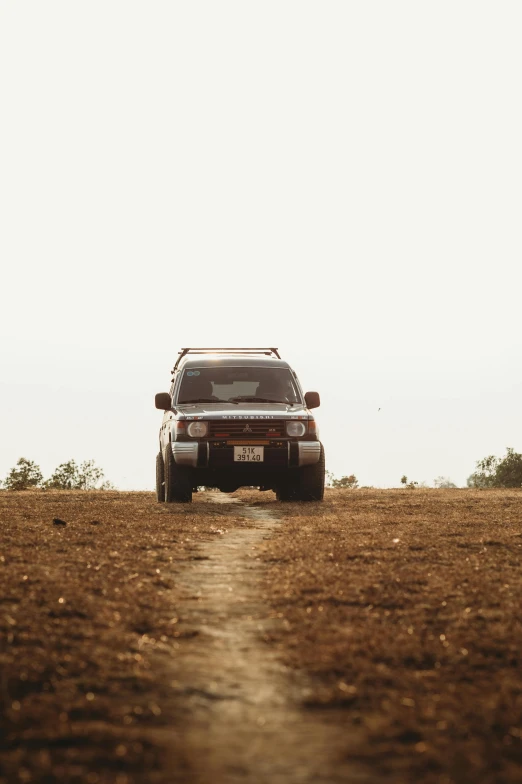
155 347 324 503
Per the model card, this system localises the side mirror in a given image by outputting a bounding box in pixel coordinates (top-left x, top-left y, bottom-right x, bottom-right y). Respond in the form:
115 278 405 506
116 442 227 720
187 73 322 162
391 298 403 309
155 392 172 411
305 391 320 409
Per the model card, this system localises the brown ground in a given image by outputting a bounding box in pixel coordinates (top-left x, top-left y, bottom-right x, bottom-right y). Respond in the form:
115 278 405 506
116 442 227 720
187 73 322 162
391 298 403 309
249 487 522 783
1 488 521 783
0 490 239 783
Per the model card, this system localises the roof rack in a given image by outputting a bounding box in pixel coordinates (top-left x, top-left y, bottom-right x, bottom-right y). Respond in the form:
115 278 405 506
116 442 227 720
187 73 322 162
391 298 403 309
171 347 281 374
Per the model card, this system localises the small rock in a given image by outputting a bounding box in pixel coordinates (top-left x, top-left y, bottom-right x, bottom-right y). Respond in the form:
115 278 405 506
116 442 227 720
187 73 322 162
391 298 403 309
53 518 67 526
90 520 100 525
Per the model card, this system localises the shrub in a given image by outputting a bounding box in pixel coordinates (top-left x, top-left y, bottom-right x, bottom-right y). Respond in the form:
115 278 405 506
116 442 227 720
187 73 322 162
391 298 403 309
326 471 358 489
44 459 112 490
467 448 522 489
494 448 522 488
3 458 43 491
467 456 498 488
434 476 458 489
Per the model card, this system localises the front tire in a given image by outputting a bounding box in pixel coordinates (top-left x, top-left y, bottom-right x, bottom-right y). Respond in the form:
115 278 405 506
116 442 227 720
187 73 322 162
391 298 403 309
298 444 325 501
276 476 299 501
276 445 325 502
164 444 193 503
156 452 164 502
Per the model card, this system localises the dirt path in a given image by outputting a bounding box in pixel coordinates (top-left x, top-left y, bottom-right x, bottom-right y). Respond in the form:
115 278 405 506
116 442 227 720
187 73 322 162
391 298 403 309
168 492 369 784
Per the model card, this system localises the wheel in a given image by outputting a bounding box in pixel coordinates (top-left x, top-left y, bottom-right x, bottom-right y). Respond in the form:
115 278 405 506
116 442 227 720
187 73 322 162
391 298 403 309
297 444 325 501
156 452 165 502
277 445 325 502
276 476 299 501
164 444 193 503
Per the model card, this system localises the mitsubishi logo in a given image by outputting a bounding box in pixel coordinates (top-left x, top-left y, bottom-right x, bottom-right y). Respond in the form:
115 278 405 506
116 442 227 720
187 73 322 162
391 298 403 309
243 424 253 433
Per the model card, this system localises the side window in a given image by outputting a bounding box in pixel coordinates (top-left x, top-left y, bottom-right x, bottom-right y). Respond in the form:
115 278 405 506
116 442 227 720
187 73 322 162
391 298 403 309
171 373 181 402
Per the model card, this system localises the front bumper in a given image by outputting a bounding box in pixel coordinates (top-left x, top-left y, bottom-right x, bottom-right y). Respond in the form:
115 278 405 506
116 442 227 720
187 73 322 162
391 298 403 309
170 440 321 469
171 442 200 466
297 441 322 466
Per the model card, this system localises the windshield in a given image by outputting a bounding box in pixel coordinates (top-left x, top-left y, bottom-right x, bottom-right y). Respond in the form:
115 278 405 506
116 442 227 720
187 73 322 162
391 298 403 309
177 366 302 405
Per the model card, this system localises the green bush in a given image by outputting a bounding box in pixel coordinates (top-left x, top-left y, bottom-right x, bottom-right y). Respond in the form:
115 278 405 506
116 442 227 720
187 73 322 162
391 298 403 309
326 471 359 489
2 458 113 491
3 458 43 491
44 459 112 490
434 476 457 489
467 448 522 488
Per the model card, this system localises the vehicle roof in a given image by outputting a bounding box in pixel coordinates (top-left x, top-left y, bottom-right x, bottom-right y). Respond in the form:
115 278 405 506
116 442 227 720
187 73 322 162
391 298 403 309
177 354 291 371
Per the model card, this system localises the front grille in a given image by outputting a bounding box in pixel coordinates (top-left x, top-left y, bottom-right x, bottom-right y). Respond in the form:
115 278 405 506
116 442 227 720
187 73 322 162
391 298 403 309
208 420 286 438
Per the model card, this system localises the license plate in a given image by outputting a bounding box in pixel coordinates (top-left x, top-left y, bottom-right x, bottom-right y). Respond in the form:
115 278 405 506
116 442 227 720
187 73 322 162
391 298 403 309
234 446 264 462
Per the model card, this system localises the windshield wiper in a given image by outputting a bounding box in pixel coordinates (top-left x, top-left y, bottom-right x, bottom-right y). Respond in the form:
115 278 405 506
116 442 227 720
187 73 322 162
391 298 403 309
178 398 239 404
230 396 294 404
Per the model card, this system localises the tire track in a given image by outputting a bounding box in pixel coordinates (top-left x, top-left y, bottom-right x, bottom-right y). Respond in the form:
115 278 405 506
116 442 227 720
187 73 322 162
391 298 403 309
167 492 369 784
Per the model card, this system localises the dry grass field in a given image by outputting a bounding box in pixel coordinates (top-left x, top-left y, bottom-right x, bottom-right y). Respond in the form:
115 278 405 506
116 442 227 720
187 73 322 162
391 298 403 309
250 487 522 783
0 490 242 783
1 487 521 783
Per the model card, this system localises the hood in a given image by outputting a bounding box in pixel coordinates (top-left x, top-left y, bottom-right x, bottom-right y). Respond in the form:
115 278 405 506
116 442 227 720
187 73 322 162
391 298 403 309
175 402 311 419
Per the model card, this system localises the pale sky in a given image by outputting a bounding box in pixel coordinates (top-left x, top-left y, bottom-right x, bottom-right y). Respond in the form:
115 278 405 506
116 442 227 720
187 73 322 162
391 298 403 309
1 1 521 490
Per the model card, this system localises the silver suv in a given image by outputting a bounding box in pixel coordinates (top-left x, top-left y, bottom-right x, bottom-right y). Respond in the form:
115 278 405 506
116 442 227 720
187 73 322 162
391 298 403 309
155 348 324 503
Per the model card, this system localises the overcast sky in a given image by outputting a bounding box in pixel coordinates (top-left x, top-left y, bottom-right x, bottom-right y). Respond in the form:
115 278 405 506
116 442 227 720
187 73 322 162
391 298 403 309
1 1 521 490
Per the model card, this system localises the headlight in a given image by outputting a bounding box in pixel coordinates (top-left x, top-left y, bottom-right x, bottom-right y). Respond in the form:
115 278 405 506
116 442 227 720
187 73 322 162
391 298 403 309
187 421 208 438
286 421 306 437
